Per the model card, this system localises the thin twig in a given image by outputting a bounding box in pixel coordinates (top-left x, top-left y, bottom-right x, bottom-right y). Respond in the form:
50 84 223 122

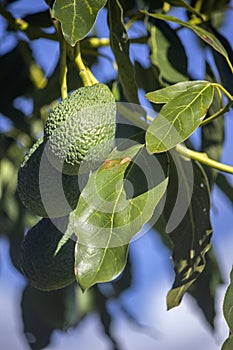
0 4 57 41
176 144 233 175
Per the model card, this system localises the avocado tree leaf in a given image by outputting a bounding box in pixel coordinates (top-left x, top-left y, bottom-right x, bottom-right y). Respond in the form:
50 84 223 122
222 336 233 350
52 0 107 45
216 174 233 205
201 63 225 187
141 11 233 71
148 20 188 83
135 61 161 94
162 152 212 309
168 0 200 13
188 249 223 328
107 0 139 103
71 145 168 291
21 285 67 349
146 80 205 104
211 28 233 95
145 81 214 153
165 0 203 19
222 267 233 350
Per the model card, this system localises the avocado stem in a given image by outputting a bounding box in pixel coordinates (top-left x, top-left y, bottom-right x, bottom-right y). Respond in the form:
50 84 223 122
60 39 68 99
52 18 68 99
74 42 96 87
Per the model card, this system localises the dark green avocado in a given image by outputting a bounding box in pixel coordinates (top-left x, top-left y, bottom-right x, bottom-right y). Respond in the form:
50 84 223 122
44 83 116 175
17 137 83 218
20 217 76 291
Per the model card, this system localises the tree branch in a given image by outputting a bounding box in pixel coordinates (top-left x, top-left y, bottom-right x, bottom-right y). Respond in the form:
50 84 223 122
0 4 57 41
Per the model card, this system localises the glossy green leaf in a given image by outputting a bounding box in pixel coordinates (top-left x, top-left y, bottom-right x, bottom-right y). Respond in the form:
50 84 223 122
108 0 139 103
166 0 203 19
222 336 233 350
162 153 212 309
222 267 233 349
146 81 214 153
142 11 231 66
148 20 188 83
53 0 107 45
201 64 224 187
71 145 168 290
146 80 206 104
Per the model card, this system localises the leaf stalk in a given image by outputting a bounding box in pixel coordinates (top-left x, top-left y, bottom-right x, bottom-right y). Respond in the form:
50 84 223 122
176 144 233 175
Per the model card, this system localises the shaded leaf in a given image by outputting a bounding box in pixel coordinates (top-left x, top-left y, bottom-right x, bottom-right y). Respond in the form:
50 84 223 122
71 145 168 290
53 0 107 45
154 214 221 327
166 0 203 19
148 20 188 83
222 266 233 349
216 173 233 205
210 27 233 95
135 61 161 93
111 251 132 296
21 285 67 349
146 81 214 153
94 287 120 350
188 249 223 328
108 0 139 103
142 11 232 69
190 0 230 27
162 152 212 309
24 10 52 28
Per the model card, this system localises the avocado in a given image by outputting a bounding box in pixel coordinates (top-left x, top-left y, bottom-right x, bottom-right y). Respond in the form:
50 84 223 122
17 137 83 218
44 83 116 175
20 217 76 291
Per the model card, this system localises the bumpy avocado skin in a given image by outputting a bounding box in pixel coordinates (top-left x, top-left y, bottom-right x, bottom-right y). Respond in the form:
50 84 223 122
44 83 116 175
20 218 75 291
17 138 81 218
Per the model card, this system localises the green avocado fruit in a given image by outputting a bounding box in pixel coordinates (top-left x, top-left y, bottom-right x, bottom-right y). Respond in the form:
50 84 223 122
20 217 76 291
17 137 83 218
44 83 116 175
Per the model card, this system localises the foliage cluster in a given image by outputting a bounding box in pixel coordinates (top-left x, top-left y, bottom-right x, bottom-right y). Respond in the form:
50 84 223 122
0 0 233 349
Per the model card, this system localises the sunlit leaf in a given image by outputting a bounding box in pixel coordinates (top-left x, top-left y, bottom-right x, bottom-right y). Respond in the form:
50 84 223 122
141 11 232 68
222 266 233 350
163 153 212 309
71 145 168 290
146 81 214 153
201 64 224 187
53 0 107 45
108 0 139 103
146 80 205 104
